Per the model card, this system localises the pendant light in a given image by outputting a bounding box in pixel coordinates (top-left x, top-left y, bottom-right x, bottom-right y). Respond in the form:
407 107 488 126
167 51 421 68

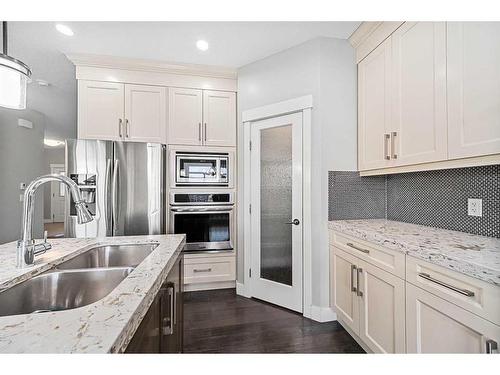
0 21 32 110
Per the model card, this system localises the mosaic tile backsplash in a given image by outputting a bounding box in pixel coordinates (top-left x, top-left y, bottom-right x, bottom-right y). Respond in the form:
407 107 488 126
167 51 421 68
328 165 500 238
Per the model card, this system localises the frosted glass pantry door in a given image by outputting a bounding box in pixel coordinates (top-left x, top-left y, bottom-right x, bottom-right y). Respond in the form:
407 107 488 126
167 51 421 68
250 112 303 313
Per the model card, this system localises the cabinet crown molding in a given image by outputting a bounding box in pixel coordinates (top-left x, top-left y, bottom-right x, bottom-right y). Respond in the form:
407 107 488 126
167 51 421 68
66 53 238 80
348 22 384 48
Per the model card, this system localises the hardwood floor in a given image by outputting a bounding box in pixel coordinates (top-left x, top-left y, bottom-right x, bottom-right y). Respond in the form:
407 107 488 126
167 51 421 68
183 288 364 353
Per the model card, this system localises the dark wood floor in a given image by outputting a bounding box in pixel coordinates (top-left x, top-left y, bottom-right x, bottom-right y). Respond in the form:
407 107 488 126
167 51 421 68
183 288 364 353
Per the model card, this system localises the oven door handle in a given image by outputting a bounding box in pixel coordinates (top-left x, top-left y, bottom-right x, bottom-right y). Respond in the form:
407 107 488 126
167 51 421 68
170 206 233 212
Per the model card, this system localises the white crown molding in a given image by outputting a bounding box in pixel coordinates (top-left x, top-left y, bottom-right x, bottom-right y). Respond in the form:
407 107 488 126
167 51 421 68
66 53 238 80
348 22 384 48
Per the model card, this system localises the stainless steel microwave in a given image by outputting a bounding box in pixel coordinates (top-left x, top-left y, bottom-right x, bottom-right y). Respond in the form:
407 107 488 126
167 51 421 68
175 152 229 187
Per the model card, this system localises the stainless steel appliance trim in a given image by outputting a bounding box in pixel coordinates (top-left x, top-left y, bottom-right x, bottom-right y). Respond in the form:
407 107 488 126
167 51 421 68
418 272 475 297
346 242 370 254
169 191 234 206
170 206 233 213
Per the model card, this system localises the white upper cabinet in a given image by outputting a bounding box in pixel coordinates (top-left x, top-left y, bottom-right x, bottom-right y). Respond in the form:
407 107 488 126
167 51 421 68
391 22 447 166
447 22 500 159
358 38 393 170
203 90 237 147
78 81 166 143
78 81 124 141
168 88 203 146
124 84 166 143
168 88 236 147
355 21 500 174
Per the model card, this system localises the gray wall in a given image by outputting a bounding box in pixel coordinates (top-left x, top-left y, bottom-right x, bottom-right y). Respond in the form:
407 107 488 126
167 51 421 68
0 108 46 244
238 37 357 309
43 147 65 220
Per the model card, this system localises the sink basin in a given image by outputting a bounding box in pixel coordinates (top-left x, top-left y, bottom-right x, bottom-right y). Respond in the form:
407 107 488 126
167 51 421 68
57 243 158 270
0 267 134 317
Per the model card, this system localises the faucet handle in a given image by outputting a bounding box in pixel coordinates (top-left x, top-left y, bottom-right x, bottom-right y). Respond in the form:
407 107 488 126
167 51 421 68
43 230 48 243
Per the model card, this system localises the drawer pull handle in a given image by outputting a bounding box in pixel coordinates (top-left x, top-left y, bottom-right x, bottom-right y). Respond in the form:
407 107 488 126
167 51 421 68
193 268 212 273
486 339 498 354
418 273 475 297
346 242 370 254
351 264 357 293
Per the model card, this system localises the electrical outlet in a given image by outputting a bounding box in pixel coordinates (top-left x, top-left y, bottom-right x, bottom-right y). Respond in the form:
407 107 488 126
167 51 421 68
467 198 482 217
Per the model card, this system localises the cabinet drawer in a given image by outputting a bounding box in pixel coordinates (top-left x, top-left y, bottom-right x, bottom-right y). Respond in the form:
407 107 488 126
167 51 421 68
406 256 500 326
330 230 405 278
184 255 235 284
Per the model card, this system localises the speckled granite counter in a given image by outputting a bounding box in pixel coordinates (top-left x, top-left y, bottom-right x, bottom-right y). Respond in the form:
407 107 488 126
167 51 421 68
0 234 185 353
329 219 500 287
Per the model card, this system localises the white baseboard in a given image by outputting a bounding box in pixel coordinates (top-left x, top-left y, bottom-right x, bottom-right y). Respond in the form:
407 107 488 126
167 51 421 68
308 305 338 323
236 281 251 298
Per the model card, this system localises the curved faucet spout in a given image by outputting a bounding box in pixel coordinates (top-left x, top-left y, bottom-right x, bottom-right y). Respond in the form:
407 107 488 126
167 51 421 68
17 174 93 268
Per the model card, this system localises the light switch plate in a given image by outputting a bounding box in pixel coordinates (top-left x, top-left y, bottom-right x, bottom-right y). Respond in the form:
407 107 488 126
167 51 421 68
467 198 482 217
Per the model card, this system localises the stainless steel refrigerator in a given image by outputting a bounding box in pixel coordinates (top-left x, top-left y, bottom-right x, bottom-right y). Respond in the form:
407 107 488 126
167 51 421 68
65 140 166 238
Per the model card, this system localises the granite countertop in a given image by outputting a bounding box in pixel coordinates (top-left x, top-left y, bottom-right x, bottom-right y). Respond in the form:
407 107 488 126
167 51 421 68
329 219 500 287
0 234 185 353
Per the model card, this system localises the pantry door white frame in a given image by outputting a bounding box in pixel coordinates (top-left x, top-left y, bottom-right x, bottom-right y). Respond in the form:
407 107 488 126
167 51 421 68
50 164 66 223
241 95 313 317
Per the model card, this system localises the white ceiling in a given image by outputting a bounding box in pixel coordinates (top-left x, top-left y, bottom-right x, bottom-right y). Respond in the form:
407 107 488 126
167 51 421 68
7 21 360 140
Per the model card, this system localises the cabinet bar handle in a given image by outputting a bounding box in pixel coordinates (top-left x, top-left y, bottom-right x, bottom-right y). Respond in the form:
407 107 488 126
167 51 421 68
198 122 201 141
118 119 123 138
204 123 207 142
391 131 398 159
351 264 357 293
346 242 370 254
125 119 130 138
384 133 391 160
356 268 363 297
418 272 475 297
486 339 498 354
193 268 212 273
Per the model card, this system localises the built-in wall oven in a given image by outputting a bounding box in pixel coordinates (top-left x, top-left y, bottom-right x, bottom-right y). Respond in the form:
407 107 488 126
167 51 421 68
173 152 230 187
169 192 234 253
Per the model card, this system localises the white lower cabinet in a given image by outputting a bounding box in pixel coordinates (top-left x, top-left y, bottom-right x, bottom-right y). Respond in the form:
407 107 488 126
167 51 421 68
406 283 500 353
330 246 406 353
330 229 500 354
358 260 406 353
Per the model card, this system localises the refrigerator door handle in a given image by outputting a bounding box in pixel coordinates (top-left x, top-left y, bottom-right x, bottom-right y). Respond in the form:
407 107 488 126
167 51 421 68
105 158 113 235
112 159 120 235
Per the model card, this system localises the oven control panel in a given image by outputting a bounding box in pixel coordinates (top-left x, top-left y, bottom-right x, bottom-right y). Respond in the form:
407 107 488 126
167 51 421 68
171 192 233 205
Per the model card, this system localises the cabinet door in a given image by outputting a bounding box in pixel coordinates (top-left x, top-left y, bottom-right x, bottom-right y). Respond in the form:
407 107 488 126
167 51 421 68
78 80 124 141
330 246 360 335
406 283 500 353
202 90 236 147
358 38 393 170
391 22 447 166
168 88 203 145
125 294 160 353
124 84 166 143
447 22 500 159
358 260 406 353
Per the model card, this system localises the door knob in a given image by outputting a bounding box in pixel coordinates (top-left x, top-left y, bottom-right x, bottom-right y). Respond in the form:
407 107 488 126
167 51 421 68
285 219 300 225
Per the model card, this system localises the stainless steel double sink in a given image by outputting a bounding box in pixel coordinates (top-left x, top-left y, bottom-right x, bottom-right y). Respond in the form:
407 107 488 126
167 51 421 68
0 243 158 317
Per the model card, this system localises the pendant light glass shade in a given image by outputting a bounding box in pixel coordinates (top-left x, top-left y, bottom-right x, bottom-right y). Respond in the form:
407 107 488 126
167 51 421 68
0 22 32 110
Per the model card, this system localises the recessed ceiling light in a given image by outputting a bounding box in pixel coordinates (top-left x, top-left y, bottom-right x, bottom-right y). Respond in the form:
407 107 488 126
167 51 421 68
55 24 74 36
196 40 209 51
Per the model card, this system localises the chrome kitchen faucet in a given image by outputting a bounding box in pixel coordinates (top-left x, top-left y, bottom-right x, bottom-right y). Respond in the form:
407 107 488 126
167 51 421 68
17 174 93 268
